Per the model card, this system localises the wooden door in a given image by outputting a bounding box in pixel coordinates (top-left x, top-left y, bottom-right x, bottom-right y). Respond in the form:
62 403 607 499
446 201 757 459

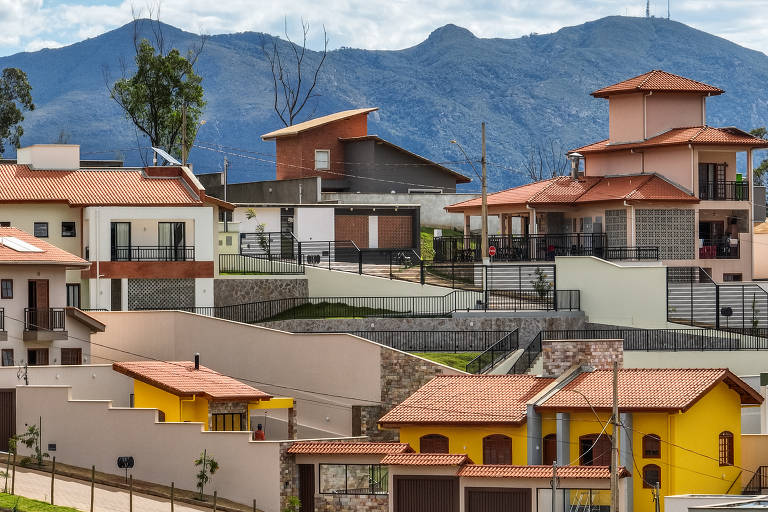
298 464 314 512
483 435 512 464
543 433 557 465
28 280 49 330
466 487 531 512
0 389 14 451
394 476 458 512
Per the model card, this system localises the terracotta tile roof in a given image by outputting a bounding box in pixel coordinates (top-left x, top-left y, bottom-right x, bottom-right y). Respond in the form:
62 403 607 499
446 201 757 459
537 368 762 412
0 227 88 266
112 361 273 402
591 70 723 98
0 164 204 206
381 453 471 466
445 174 696 212
573 126 768 154
261 108 378 139
458 464 630 479
378 375 554 426
287 441 413 455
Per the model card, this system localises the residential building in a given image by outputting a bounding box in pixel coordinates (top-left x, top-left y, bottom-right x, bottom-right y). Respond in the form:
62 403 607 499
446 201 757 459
261 108 471 193
112 358 295 434
446 70 768 281
0 227 105 367
0 144 233 310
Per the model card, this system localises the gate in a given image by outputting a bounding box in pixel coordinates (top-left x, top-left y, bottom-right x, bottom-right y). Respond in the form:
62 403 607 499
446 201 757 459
0 389 15 451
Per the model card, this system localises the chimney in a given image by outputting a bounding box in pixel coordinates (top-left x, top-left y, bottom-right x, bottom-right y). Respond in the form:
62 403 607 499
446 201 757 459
16 144 81 171
194 353 200 370
568 152 583 180
541 338 623 378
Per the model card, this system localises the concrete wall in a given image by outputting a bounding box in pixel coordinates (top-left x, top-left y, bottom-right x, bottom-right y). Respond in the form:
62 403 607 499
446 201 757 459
233 206 281 233
555 256 667 328
646 93 704 138
0 364 132 405
608 92 644 143
322 192 502 232
295 207 334 241
205 177 321 204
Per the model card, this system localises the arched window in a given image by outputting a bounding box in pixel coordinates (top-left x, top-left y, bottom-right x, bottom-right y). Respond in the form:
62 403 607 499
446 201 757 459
719 431 734 466
579 434 611 466
543 434 557 466
643 464 661 488
157 410 166 422
420 434 449 454
483 435 512 465
642 434 661 458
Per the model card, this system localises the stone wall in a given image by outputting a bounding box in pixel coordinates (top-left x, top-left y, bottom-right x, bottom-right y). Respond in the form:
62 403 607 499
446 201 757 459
541 338 624 378
279 442 300 511
314 495 388 512
213 278 308 306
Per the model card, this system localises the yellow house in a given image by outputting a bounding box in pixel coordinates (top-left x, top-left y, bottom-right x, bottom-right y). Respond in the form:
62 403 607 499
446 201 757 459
113 358 295 434
379 368 762 512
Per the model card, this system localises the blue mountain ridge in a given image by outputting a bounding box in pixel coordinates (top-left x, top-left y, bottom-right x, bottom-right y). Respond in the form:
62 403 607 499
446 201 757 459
1 16 767 191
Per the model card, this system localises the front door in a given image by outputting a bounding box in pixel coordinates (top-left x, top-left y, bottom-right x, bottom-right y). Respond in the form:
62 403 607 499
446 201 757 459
0 389 15 451
28 279 49 330
298 464 314 512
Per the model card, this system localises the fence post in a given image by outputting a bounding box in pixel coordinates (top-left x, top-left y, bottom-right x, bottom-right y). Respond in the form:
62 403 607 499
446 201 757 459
50 456 55 505
420 259 425 285
253 499 257 512
553 265 558 311
11 451 15 494
297 242 302 265
171 481 175 512
389 251 393 279
329 242 332 270
358 249 363 275
213 490 218 511
129 474 133 512
90 465 95 512
715 284 720 330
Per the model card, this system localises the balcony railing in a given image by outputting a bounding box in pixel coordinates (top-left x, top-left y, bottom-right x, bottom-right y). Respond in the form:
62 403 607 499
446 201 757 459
699 239 740 259
699 181 749 201
24 308 66 332
111 246 195 261
0 307 4 331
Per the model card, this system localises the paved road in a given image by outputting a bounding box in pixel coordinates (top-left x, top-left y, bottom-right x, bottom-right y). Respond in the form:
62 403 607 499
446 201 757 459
8 467 211 512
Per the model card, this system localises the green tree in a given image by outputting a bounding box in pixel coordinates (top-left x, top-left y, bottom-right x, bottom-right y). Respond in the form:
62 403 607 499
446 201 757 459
0 68 35 156
109 25 205 165
750 127 768 185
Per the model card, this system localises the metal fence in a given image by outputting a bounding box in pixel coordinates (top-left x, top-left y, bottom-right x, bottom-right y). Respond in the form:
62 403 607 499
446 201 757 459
543 328 768 351
509 331 543 374
465 330 520 374
295 330 513 353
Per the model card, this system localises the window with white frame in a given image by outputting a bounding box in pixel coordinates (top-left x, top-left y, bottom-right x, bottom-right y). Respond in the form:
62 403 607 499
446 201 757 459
315 150 330 170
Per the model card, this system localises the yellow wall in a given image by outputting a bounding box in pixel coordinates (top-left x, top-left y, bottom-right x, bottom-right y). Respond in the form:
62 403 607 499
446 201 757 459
133 380 210 429
398 424 528 465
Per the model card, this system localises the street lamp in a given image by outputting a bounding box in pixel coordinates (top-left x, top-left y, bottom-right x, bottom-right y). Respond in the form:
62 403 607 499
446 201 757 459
451 122 488 263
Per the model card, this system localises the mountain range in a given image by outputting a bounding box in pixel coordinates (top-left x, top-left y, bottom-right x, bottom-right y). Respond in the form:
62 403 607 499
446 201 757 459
1 15 768 190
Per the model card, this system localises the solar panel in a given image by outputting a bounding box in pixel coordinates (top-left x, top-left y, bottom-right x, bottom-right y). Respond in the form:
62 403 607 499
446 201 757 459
0 237 44 252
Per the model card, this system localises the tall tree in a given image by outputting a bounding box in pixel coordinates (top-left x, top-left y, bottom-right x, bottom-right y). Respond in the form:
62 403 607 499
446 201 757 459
522 138 570 182
0 68 35 156
262 20 328 126
750 127 768 185
107 16 205 164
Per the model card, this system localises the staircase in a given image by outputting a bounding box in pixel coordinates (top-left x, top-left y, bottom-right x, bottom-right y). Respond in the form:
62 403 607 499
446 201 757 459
743 466 768 494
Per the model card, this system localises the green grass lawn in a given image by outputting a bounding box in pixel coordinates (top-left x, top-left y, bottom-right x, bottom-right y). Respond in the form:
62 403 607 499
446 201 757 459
412 352 481 371
265 302 401 321
0 494 82 512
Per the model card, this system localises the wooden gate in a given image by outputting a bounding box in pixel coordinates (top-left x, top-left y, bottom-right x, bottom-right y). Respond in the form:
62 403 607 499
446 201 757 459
466 487 531 512
298 464 314 512
393 475 458 512
0 389 15 452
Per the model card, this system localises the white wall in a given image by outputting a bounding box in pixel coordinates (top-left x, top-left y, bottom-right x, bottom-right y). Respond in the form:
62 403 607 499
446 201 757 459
295 207 334 242
16 145 79 170
195 277 214 308
0 364 132 405
368 217 379 248
233 207 280 233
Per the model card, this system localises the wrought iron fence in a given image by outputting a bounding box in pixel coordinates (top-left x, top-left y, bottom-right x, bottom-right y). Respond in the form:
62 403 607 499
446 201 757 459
24 308 66 331
295 330 512 353
465 329 520 374
699 180 749 201
111 246 195 261
509 331 542 374
543 328 768 351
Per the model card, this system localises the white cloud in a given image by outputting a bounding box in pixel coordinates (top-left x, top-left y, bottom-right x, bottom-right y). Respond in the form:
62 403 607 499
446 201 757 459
2 0 768 56
24 39 64 52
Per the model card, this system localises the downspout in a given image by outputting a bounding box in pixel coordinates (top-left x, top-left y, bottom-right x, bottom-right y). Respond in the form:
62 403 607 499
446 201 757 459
180 395 197 425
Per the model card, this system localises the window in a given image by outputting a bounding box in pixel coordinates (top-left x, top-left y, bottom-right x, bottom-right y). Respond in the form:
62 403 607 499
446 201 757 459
157 410 166 422
643 464 661 488
33 222 49 238
158 222 187 261
724 273 743 282
212 412 247 431
60 348 82 365
579 434 611 466
719 431 734 466
642 434 661 459
218 209 233 222
319 464 387 495
61 222 76 237
27 348 49 366
315 149 330 170
1 349 13 366
0 222 9 227
483 434 512 465
543 433 557 466
66 284 80 308
1 279 12 299
419 434 449 453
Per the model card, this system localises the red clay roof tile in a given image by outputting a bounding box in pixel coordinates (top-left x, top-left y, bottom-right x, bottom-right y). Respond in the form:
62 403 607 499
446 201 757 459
576 175 696 203
458 464 630 479
0 227 88 266
381 453 471 466
287 442 412 455
591 70 723 98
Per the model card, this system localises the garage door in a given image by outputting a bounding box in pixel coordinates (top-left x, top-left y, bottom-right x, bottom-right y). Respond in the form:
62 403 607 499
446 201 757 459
394 476 458 512
0 389 15 452
466 487 531 512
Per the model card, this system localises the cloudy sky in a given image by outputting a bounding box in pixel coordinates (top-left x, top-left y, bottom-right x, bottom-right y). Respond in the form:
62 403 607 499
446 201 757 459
2 0 768 56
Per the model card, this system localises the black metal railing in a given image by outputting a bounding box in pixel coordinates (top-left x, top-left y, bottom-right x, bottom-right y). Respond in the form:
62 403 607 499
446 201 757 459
295 330 513 353
219 253 304 275
698 239 740 259
465 330 520 374
743 466 768 494
699 181 749 201
603 247 660 260
509 331 543 374
24 308 66 331
0 307 4 331
241 232 300 260
542 328 768 351
111 246 195 261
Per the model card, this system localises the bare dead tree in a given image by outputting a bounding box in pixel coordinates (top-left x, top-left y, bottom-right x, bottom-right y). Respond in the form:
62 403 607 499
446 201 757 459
522 138 570 182
261 19 328 127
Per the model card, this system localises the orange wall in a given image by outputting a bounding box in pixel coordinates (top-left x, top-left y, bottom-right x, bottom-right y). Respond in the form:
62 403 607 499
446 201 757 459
643 146 694 190
585 151 643 176
608 93 644 143
646 93 704 138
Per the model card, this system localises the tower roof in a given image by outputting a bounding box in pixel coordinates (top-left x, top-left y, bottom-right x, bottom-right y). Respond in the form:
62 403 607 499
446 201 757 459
591 70 723 98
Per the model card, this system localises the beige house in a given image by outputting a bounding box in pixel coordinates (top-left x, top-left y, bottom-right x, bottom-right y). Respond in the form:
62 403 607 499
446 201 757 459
446 70 768 282
0 227 104 366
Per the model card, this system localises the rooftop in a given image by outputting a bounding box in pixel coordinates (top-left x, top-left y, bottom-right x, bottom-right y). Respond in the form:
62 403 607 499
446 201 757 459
261 108 378 140
287 441 412 455
381 453 472 466
0 227 89 267
457 464 630 479
112 361 273 402
591 70 724 98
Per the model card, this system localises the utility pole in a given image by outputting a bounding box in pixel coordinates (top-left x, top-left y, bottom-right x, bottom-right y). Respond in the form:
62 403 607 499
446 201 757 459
551 462 558 512
223 157 229 232
646 0 650 17
653 483 661 512
481 122 488 263
611 360 620 512
667 0 670 19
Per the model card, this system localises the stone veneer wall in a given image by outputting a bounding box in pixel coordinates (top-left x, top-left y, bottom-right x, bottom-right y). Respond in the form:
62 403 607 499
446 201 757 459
314 495 388 512
541 338 624 378
213 278 308 306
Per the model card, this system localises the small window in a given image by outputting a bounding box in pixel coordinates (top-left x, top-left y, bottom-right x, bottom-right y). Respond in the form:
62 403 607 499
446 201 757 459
66 284 80 308
724 273 743 282
719 431 734 466
212 412 247 431
61 348 82 365
1 279 12 299
33 222 49 238
579 434 611 466
0 222 9 227
218 209 233 222
61 222 76 237
1 349 13 366
27 348 49 366
643 464 661 488
419 434 449 454
483 434 512 465
642 434 661 459
315 149 330 170
319 464 388 495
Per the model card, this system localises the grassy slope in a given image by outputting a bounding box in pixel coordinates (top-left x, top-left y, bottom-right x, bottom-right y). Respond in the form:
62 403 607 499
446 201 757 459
412 352 480 371
0 494 82 512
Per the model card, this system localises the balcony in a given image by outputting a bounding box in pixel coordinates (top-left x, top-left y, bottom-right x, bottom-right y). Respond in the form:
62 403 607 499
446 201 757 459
111 246 195 262
699 239 740 259
699 181 749 201
23 308 67 341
